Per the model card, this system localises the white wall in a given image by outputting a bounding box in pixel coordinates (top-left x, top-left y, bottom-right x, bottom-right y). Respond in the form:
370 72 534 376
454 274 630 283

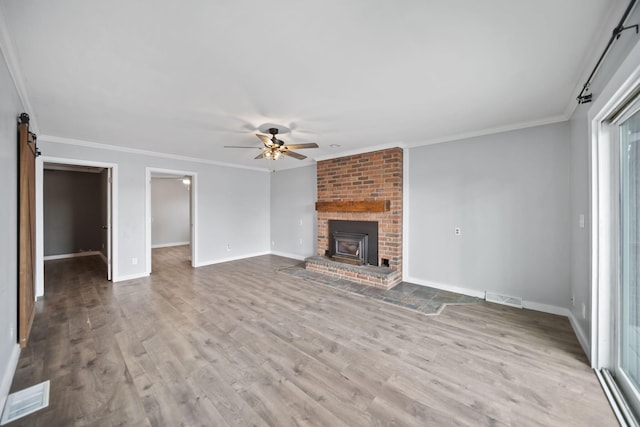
37 140 271 280
407 122 571 309
569 7 640 352
270 165 317 260
0 49 22 412
151 178 190 247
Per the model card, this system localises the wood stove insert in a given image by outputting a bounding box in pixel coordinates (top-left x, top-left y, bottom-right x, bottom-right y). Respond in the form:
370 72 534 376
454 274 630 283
328 220 378 266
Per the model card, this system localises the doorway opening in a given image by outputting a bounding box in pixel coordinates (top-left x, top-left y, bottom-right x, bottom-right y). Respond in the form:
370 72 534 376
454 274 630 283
145 167 197 274
35 157 117 297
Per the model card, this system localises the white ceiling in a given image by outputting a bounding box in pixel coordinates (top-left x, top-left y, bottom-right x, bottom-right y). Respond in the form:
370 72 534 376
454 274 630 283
0 0 624 171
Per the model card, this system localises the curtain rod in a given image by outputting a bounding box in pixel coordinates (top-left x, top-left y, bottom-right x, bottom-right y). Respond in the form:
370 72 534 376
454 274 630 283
577 0 639 104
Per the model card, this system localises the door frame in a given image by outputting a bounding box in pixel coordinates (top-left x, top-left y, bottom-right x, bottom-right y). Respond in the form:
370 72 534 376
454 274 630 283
588 36 640 426
614 100 640 418
145 167 198 274
35 156 118 296
590 39 640 370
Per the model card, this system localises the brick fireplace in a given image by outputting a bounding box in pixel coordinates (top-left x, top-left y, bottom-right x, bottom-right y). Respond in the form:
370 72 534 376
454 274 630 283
306 147 403 289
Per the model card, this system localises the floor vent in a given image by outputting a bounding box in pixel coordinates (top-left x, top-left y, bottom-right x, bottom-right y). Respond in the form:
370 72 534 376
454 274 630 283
485 292 523 308
1 380 50 425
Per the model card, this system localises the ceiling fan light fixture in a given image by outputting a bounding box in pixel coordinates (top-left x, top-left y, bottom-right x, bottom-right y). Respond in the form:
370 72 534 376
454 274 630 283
226 124 318 161
263 147 282 160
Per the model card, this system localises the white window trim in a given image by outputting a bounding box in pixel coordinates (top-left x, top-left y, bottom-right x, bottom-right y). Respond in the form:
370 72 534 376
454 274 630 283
590 39 640 370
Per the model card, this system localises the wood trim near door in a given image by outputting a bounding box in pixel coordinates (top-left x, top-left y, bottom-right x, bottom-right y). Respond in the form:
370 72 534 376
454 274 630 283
18 114 36 348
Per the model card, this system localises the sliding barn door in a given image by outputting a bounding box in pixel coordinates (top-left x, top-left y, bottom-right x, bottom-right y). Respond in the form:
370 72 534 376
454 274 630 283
18 114 36 348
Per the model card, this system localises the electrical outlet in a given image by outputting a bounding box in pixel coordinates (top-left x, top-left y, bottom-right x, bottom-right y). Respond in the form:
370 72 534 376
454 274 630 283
570 295 575 307
226 243 231 252
131 258 138 265
299 219 303 226
9 325 14 340
271 241 275 247
582 303 587 319
454 227 461 236
299 238 303 245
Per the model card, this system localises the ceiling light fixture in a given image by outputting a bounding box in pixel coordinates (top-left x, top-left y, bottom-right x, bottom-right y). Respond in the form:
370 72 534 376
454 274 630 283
330 144 341 148
225 126 319 161
264 147 283 160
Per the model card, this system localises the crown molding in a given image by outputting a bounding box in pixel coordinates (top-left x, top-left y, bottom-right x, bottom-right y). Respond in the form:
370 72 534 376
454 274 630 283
313 113 568 161
313 142 406 162
0 5 39 133
38 134 271 172
403 114 568 149
39 113 568 173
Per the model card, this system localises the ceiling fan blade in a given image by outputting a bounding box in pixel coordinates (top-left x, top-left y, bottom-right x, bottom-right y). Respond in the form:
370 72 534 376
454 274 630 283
255 151 268 159
224 145 260 148
256 134 273 147
283 150 307 160
283 143 319 150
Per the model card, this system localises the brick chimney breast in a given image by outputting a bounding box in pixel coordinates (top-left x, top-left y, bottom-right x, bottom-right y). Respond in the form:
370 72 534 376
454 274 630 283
312 147 403 288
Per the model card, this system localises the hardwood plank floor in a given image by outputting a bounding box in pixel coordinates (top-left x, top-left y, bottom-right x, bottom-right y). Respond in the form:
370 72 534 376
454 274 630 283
7 246 616 426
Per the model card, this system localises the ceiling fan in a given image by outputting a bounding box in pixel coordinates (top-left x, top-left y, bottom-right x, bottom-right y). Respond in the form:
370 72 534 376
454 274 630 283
224 127 319 160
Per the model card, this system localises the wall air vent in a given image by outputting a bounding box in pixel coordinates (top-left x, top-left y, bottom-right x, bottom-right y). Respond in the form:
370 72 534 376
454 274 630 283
1 380 50 425
485 292 523 308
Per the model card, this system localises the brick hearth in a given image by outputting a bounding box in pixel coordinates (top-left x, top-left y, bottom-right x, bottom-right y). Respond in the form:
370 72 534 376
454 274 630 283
309 147 403 289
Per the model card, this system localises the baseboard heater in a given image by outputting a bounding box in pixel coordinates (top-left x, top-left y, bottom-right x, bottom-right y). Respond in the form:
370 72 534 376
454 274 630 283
485 292 523 308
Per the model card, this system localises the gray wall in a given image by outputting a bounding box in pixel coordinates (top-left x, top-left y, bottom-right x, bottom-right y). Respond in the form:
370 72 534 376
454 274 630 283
569 6 640 348
407 122 571 308
151 178 190 247
0 6 634 397
270 165 317 259
37 141 270 279
0 50 22 407
43 170 102 256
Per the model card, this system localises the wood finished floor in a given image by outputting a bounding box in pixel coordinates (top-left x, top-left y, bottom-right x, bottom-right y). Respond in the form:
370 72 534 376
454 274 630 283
8 246 615 426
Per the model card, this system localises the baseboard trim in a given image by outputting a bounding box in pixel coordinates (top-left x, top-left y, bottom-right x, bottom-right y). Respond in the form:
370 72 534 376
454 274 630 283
44 251 102 261
0 344 21 419
405 276 575 318
113 272 150 282
568 311 591 360
151 241 190 249
404 276 486 299
98 252 107 264
521 300 571 317
194 251 271 268
270 251 307 261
